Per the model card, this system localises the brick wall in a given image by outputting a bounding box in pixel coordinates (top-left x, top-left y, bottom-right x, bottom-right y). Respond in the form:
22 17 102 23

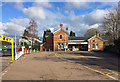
44 36 53 51
88 36 104 51
53 29 68 51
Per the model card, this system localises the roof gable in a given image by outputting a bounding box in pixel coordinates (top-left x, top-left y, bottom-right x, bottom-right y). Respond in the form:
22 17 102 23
53 29 68 34
88 35 105 41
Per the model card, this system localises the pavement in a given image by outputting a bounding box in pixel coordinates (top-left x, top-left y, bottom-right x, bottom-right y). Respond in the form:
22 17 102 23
0 50 12 72
1 51 120 80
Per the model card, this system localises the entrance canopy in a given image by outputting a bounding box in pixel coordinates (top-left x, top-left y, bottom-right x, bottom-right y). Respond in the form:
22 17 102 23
68 37 89 45
68 40 88 45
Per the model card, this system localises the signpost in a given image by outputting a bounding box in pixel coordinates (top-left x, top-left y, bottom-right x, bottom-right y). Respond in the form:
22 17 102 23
0 34 14 60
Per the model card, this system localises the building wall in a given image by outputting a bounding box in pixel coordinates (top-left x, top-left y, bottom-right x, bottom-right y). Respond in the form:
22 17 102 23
44 36 53 51
53 29 68 51
88 37 104 51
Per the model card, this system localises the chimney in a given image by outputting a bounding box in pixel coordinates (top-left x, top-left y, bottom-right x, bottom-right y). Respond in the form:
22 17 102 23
96 31 99 37
66 27 68 33
99 34 102 38
60 23 63 30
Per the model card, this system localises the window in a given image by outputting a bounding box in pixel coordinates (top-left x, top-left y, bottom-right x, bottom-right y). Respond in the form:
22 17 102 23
61 43 64 49
96 43 99 49
91 40 92 43
60 35 62 39
93 40 95 42
93 43 95 49
58 43 60 49
88 45 91 48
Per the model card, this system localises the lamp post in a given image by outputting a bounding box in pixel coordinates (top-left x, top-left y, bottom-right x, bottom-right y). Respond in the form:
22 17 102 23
15 33 16 55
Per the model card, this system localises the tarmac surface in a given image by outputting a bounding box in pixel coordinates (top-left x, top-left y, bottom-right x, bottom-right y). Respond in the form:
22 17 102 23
0 50 12 72
1 51 120 80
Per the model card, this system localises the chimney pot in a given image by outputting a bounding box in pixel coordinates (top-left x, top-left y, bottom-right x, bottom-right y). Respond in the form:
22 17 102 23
66 27 68 33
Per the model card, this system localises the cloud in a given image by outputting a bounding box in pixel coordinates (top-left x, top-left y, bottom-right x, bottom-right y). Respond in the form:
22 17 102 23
33 0 52 8
23 7 46 20
1 18 30 36
2 1 114 37
60 9 108 36
3 22 25 36
14 2 24 10
0 22 6 35
10 18 30 26
84 9 108 25
64 0 88 10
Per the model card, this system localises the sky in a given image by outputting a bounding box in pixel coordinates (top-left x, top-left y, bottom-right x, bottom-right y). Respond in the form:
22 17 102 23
0 0 119 38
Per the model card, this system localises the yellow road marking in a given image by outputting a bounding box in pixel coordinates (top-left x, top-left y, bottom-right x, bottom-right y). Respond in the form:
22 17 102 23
105 73 111 75
55 54 59 57
54 53 118 80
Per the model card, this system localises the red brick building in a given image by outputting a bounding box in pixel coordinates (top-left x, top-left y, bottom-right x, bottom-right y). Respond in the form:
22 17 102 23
40 23 109 51
41 23 68 51
88 33 108 51
53 23 68 51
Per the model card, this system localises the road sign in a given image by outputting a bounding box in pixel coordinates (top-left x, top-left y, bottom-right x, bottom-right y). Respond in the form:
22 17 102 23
0 34 14 60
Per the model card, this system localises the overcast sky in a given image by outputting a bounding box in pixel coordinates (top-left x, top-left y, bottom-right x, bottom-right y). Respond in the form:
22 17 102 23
0 0 118 38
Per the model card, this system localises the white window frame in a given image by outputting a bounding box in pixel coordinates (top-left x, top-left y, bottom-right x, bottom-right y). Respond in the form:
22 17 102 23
96 43 99 49
58 43 60 49
61 43 64 49
88 45 91 48
91 40 92 43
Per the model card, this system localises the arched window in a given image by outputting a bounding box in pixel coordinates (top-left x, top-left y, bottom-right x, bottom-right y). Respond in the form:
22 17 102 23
96 43 99 49
93 43 95 49
60 35 62 39
58 43 60 49
61 43 64 49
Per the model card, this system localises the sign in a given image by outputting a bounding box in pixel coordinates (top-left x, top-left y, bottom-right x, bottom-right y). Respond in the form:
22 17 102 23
64 45 68 49
29 46 31 48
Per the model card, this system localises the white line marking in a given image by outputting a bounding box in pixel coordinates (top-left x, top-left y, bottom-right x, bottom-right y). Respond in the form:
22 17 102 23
83 65 118 80
5 71 7 73
107 69 118 76
2 73 5 76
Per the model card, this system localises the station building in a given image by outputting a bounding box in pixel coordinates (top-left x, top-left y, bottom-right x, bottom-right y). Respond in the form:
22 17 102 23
40 23 109 51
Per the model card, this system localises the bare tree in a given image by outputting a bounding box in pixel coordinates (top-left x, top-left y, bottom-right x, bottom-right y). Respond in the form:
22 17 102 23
84 28 99 37
102 6 119 41
23 19 38 49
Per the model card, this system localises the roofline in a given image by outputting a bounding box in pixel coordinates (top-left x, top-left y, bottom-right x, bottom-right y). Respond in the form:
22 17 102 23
88 35 106 41
68 40 85 41
53 29 68 34
53 29 61 34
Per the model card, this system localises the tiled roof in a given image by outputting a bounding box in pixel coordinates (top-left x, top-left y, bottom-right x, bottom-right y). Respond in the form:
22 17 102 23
68 37 89 41
69 36 109 41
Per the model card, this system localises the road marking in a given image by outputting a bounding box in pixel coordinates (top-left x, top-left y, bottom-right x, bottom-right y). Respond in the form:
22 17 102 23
107 69 118 76
55 54 59 57
52 53 118 80
83 65 118 80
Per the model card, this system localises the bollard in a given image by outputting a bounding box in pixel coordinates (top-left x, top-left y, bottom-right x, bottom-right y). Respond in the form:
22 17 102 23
45 49 46 52
34 49 35 52
49 49 50 52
